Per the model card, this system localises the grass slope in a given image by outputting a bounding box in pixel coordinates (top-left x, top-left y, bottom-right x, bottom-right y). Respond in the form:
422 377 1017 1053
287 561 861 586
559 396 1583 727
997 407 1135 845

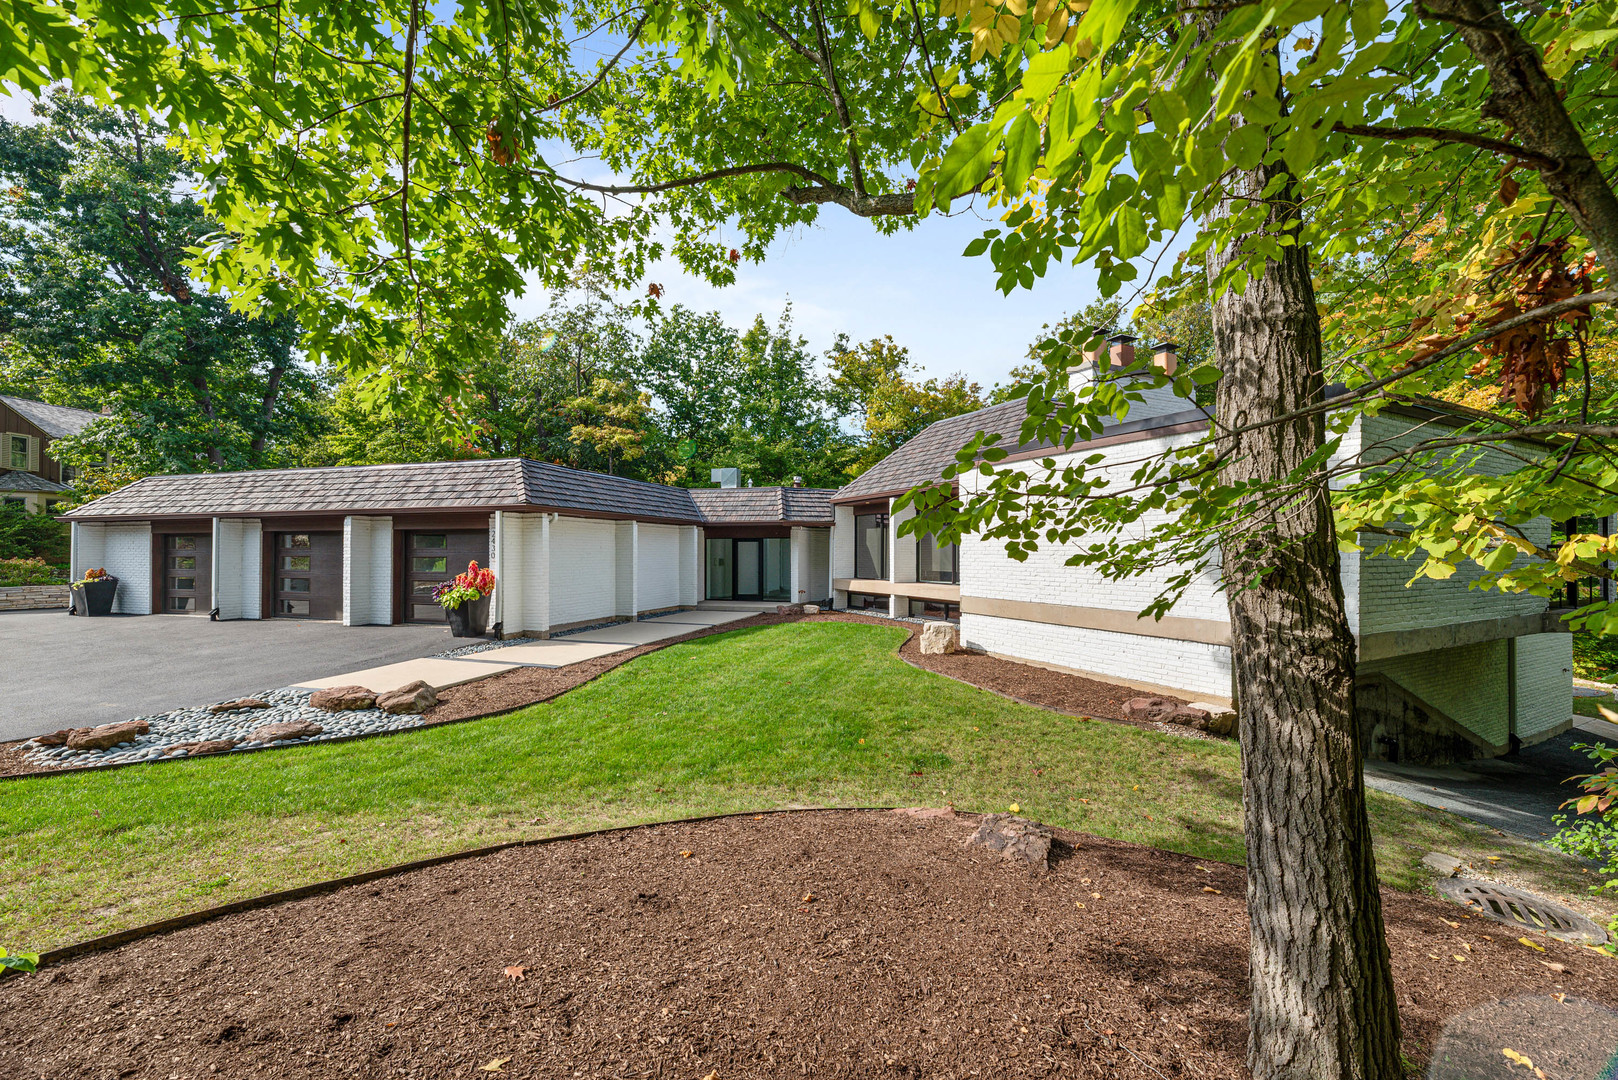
0 621 1598 952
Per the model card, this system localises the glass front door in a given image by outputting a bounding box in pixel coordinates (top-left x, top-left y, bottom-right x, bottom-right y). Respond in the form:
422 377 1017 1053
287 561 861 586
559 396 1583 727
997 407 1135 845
705 537 792 601
734 540 761 599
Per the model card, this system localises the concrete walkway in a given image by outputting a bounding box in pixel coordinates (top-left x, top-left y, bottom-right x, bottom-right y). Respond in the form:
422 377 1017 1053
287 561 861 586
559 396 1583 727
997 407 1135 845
1365 716 1618 840
292 610 754 694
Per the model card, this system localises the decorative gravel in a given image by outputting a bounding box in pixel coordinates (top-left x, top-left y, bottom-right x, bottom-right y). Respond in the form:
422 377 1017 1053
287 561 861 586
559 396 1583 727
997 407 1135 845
19 686 429 770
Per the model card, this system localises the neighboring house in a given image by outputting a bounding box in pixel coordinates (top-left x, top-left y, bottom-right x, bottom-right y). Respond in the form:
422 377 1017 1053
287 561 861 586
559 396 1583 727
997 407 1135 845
827 341 1579 766
60 459 834 632
0 395 100 513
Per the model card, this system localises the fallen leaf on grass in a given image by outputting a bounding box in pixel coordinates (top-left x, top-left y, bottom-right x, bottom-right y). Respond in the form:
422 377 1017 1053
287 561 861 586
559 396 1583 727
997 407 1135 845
1519 937 1546 952
1202 887 1221 895
503 965 528 982
479 1058 510 1073
1008 803 1020 813
1487 856 1502 863
1502 1048 1534 1071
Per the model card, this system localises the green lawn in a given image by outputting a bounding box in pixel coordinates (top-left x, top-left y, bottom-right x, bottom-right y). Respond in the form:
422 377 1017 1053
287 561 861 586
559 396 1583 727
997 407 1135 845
0 621 1601 952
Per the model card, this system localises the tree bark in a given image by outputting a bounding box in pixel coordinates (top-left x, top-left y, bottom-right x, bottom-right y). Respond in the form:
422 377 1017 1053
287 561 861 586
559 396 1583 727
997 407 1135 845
1206 149 1403 1080
1420 0 1618 272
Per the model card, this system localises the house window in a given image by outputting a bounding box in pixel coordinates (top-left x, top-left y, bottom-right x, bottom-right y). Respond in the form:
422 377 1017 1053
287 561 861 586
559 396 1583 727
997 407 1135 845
2 497 25 512
847 592 888 612
7 435 27 469
908 598 960 621
59 465 75 483
917 534 959 584
1566 516 1615 607
854 513 888 580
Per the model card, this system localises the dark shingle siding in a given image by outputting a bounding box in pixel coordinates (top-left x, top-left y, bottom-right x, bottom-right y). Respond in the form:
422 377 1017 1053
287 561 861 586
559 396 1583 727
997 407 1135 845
65 458 838 526
835 400 1030 502
0 396 102 438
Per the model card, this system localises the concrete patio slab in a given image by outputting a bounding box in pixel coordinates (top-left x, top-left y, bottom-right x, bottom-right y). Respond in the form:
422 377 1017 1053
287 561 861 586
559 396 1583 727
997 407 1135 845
564 620 707 645
478 640 631 667
645 609 755 627
295 656 520 694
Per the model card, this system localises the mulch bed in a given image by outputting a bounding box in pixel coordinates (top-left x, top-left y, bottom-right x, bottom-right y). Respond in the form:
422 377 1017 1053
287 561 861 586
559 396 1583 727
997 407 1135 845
3 809 1611 1079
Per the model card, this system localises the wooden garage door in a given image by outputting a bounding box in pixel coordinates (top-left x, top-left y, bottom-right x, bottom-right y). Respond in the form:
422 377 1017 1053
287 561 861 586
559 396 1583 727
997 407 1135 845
404 530 489 623
272 532 343 620
162 534 212 614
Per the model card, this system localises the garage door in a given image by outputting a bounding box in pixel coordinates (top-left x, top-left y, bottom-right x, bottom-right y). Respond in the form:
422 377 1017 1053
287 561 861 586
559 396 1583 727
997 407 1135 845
272 532 343 620
404 530 489 622
162 534 212 614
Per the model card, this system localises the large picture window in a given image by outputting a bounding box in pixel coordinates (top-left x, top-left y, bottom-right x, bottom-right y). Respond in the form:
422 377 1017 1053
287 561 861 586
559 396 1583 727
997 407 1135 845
917 533 959 584
854 512 888 580
706 537 792 601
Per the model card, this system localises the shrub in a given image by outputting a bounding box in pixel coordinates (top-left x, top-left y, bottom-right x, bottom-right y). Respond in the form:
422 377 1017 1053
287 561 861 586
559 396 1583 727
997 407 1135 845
1574 632 1618 684
0 510 69 564
0 557 67 586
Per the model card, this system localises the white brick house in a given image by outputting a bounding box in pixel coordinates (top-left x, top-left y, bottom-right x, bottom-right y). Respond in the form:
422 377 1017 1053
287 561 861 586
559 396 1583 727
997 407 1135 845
61 460 833 636
829 348 1582 766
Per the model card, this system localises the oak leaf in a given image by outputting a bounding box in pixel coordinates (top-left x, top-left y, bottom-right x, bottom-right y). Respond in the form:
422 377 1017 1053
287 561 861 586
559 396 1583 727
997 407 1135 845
504 965 528 982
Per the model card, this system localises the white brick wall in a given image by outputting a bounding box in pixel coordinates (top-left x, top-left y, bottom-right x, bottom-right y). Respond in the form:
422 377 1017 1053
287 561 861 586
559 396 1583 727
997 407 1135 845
212 517 263 620
890 500 917 584
637 523 681 612
831 505 855 608
551 516 619 626
615 520 637 618
679 526 700 607
100 523 152 615
1514 633 1573 743
961 612 1233 699
70 522 105 589
493 512 550 635
1361 639 1510 747
342 515 393 626
1352 413 1552 635
809 527 830 602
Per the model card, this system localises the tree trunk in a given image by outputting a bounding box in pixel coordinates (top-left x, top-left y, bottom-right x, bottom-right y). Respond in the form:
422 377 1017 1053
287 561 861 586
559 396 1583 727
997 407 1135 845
1422 0 1618 273
1206 154 1403 1078
250 361 286 460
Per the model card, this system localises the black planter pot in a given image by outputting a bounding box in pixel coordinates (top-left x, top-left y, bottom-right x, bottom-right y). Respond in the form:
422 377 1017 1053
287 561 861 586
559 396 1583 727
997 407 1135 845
446 594 490 638
77 576 119 617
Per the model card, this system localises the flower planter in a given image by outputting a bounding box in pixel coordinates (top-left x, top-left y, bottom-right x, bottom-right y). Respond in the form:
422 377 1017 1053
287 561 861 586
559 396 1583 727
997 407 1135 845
76 576 119 617
446 594 490 638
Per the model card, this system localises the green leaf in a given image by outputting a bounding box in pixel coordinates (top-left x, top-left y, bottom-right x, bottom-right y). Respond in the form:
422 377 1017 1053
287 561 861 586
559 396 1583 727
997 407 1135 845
933 121 1004 206
1002 112 1040 195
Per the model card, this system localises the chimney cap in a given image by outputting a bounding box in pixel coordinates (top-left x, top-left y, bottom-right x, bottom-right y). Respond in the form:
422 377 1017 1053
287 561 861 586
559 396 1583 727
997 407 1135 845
1151 340 1179 351
1105 332 1139 345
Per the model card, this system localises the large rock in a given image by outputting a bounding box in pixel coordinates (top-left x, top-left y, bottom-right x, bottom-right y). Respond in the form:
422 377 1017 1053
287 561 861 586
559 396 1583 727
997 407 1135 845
918 621 960 656
1184 701 1238 737
66 720 150 752
1123 696 1180 723
165 739 240 757
775 604 804 615
248 720 324 743
207 698 271 714
965 813 1054 872
308 685 376 711
31 729 75 748
1124 695 1235 736
375 679 438 715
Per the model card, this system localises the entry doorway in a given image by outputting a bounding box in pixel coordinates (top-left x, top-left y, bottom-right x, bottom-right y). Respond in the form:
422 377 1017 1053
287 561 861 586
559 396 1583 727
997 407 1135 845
403 530 490 622
705 537 791 602
271 532 343 620
161 534 212 614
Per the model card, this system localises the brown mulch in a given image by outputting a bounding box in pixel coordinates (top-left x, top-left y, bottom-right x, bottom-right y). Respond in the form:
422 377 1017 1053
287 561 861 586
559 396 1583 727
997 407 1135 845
3 809 1612 1079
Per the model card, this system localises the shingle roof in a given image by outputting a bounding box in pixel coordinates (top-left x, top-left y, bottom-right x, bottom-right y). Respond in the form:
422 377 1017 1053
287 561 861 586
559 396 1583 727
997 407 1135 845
690 486 834 525
0 470 69 494
835 400 1031 503
62 458 839 526
1 396 102 438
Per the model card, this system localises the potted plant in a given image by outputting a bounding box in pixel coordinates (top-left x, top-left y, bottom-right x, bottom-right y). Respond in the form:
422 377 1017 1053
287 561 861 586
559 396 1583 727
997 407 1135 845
71 567 118 617
434 560 495 637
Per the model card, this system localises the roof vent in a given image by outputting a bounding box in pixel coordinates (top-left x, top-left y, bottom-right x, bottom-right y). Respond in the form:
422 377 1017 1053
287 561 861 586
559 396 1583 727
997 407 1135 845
711 467 740 489
791 476 803 488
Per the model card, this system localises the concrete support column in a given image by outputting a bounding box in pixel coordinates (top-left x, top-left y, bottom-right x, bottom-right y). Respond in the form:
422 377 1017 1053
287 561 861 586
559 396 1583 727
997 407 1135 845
614 520 638 620
789 526 810 606
680 526 700 606
831 504 854 609
492 511 550 638
342 515 393 626
211 517 263 620
889 497 916 618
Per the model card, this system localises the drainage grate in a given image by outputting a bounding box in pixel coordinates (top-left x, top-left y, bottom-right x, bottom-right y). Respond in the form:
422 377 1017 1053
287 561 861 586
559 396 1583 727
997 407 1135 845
1435 879 1608 945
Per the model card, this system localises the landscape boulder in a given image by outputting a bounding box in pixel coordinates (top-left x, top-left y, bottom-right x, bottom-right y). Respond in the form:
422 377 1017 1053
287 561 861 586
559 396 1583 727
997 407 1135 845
1184 702 1238 737
375 679 438 715
65 720 150 752
964 813 1055 872
918 621 960 656
165 739 240 757
207 698 271 714
775 604 804 615
248 720 324 743
308 685 376 711
1122 696 1181 723
31 729 75 748
802 604 820 614
1123 696 1236 736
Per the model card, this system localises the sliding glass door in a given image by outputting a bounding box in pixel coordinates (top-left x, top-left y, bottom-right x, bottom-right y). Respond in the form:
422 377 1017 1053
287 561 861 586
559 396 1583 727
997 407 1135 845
706 537 792 601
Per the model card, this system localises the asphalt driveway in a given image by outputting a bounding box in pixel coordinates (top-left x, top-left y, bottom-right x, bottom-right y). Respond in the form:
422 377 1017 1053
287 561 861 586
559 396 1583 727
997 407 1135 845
0 610 459 741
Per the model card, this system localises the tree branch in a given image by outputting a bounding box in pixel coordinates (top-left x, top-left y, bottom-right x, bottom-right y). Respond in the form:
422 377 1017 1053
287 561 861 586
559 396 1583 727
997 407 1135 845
1332 121 1558 167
